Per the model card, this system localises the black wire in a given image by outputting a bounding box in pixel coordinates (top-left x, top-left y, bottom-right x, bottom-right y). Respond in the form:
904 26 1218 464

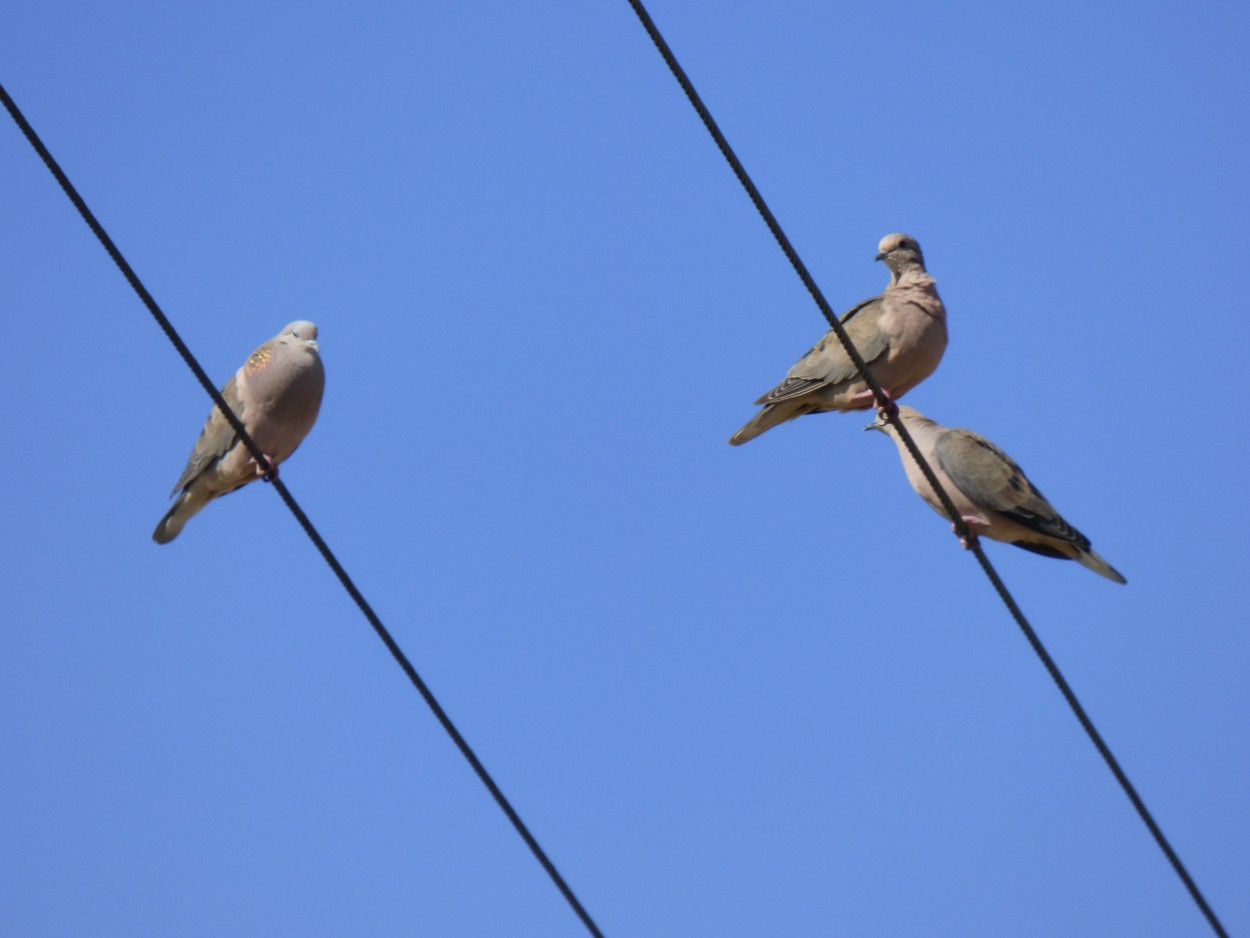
621 4 1228 936
0 81 606 938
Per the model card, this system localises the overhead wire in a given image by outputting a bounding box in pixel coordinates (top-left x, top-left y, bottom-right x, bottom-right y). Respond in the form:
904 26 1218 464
0 81 606 938
621 3 1228 937
4 10 1230 930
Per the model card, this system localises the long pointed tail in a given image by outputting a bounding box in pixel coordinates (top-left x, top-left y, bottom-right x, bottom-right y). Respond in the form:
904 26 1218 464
152 490 207 544
728 405 792 446
1077 547 1127 584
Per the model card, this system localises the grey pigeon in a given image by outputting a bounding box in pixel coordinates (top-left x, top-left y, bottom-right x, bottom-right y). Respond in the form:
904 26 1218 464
729 233 947 445
153 321 325 544
867 406 1126 583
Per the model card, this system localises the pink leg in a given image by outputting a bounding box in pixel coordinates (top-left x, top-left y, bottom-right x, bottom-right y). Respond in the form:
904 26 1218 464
249 453 278 480
952 516 986 550
853 386 898 418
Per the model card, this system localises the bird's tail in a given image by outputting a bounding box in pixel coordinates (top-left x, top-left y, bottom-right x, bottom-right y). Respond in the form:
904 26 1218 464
1077 548 1127 584
728 405 791 446
152 490 206 544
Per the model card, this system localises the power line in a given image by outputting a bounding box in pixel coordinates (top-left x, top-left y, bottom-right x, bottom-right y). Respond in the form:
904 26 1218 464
0 81 606 938
621 3 1228 936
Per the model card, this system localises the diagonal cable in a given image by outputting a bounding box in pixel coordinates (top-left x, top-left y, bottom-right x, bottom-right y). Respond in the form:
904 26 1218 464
621 4 1228 936
0 80 605 938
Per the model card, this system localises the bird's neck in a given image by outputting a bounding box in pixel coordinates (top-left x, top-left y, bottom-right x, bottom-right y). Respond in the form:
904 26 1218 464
891 267 936 291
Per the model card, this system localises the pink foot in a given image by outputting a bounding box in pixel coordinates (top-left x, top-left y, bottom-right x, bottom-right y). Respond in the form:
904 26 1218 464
952 516 984 550
250 454 278 481
854 386 897 418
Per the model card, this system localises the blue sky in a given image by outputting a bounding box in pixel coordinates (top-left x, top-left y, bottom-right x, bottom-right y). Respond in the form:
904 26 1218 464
2 1 1247 935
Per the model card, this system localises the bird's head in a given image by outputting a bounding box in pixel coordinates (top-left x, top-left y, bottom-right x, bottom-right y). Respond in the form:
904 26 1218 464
283 321 320 353
874 233 925 276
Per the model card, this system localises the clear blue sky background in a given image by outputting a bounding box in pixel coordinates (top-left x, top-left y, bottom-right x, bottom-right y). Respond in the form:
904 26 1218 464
2 2 1246 935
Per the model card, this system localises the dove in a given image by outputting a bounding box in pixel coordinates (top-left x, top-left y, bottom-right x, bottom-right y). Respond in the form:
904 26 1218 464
153 321 325 544
866 406 1126 583
729 233 947 445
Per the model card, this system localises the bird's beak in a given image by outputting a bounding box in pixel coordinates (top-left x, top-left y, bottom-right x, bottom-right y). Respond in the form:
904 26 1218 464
863 417 885 432
874 250 887 262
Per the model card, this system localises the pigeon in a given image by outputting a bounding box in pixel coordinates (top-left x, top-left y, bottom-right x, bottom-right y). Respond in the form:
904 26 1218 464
153 321 325 544
866 406 1126 583
729 233 947 445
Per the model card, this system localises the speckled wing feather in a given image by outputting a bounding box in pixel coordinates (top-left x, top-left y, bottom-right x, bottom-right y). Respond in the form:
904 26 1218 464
168 375 246 496
933 428 1090 548
755 297 887 405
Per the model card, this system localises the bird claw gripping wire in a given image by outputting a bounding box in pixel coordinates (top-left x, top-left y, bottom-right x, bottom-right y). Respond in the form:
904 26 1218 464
875 393 899 421
251 454 279 482
851 386 900 419
951 522 979 550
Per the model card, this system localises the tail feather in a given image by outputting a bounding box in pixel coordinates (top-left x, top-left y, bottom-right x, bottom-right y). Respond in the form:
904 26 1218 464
152 490 207 544
1076 547 1127 584
728 405 792 446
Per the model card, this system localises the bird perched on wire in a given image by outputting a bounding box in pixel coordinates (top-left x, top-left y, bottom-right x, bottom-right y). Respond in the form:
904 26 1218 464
153 321 325 544
729 233 947 446
866 406 1126 583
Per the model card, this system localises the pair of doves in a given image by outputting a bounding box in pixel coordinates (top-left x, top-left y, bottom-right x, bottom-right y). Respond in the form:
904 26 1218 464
727 233 1124 584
